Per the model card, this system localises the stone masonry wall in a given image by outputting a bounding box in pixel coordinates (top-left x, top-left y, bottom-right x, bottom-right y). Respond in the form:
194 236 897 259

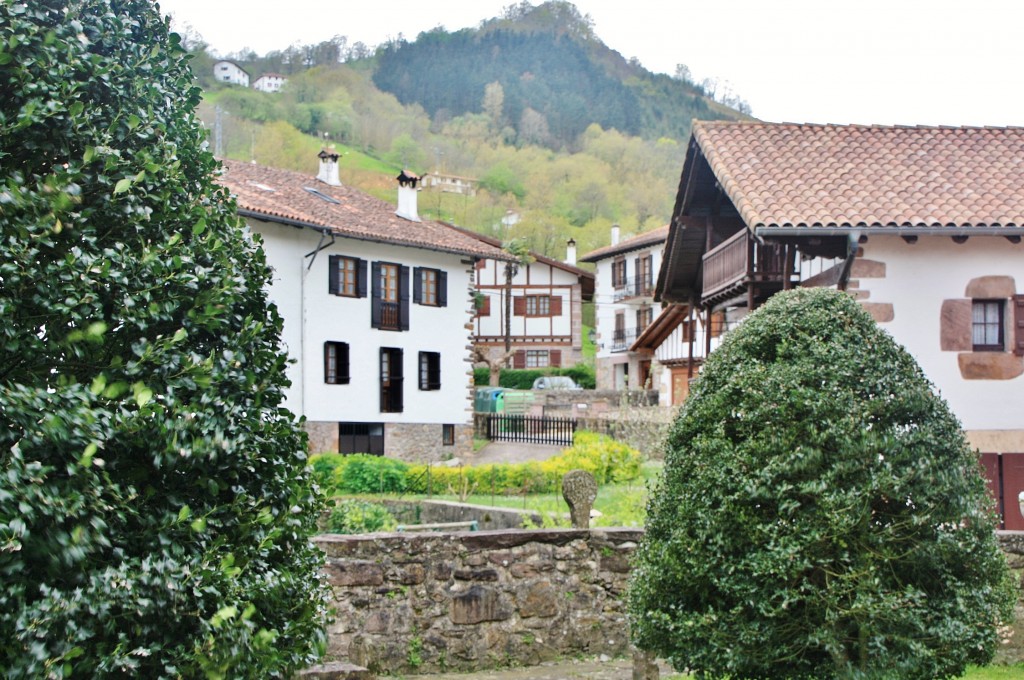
315 528 640 675
385 422 473 463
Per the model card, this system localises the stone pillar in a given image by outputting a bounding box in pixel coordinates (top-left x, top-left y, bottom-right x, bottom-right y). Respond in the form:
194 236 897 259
632 648 659 680
562 469 597 529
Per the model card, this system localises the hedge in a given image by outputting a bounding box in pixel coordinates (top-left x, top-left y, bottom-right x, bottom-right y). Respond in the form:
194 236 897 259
473 365 596 389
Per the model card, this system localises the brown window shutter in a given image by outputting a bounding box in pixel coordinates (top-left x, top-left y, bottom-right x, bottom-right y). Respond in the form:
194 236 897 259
1014 295 1024 356
940 299 973 352
513 350 526 369
399 266 410 331
438 271 447 307
550 295 562 316
478 295 491 317
356 259 368 298
549 349 562 367
328 255 340 295
513 296 526 316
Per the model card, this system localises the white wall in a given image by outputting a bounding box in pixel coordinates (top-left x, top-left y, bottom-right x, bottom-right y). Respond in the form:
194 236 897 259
859 234 1024 433
253 218 474 426
591 243 663 360
474 259 576 339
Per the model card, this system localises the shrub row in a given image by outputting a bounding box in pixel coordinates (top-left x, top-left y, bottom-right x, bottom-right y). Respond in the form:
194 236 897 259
308 431 640 496
473 365 596 389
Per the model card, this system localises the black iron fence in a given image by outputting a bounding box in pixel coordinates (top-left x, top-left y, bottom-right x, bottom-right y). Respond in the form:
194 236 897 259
485 414 576 446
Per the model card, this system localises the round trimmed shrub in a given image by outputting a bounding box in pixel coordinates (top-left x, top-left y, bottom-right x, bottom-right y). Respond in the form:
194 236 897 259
628 288 1015 679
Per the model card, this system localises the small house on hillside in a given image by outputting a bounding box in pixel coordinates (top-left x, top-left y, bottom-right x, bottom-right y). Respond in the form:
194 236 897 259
423 172 478 197
218 154 510 461
253 73 287 93
657 121 1024 524
213 60 249 87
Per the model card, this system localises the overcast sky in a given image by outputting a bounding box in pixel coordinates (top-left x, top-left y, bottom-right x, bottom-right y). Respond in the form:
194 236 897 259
157 0 1024 127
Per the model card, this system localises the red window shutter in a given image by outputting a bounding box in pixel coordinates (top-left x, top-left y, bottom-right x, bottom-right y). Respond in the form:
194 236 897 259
478 296 491 317
513 350 526 369
513 296 526 316
549 349 562 367
1015 295 1024 356
549 295 562 316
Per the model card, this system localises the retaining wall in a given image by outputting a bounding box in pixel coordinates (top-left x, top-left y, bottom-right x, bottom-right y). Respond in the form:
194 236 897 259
315 528 639 675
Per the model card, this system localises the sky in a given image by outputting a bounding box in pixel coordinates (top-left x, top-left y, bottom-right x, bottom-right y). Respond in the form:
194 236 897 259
157 0 1024 127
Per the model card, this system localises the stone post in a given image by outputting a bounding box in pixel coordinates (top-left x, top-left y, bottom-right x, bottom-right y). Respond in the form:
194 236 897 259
561 469 597 529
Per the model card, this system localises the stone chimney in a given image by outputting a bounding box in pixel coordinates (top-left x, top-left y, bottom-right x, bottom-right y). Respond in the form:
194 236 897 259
565 238 577 266
611 223 620 246
395 170 422 222
316 148 341 186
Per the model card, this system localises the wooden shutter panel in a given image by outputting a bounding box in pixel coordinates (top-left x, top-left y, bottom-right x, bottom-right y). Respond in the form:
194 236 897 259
513 350 526 369
438 271 447 307
550 295 562 316
478 295 491 317
399 265 410 331
340 343 350 383
513 296 526 316
549 349 562 367
323 342 332 383
356 259 368 298
413 267 423 304
710 311 726 338
328 255 340 295
370 262 382 328
1015 295 1024 356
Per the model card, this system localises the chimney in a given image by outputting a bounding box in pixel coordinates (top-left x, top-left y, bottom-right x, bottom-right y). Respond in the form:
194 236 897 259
395 170 422 222
565 238 577 266
316 148 341 186
611 223 620 246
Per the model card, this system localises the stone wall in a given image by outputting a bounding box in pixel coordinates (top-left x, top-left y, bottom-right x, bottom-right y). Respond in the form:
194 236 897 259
385 422 473 463
315 528 639 675
996 531 1024 665
377 499 555 531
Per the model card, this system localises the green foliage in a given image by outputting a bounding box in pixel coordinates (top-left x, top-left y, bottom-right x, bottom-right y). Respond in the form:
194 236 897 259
628 289 1016 680
336 455 411 494
472 365 596 389
407 430 641 495
326 500 397 534
309 453 349 492
0 2 327 676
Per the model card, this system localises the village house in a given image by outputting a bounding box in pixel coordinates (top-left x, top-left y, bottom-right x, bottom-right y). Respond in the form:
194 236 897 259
253 73 287 93
423 171 478 197
217 154 509 461
580 225 668 390
656 121 1024 524
448 228 594 369
212 60 249 87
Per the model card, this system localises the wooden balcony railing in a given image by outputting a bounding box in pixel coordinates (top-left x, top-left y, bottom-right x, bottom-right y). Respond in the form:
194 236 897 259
701 229 786 305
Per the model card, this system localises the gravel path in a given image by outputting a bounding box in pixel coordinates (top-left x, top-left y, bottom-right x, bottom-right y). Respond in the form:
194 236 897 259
467 442 565 465
406 657 676 679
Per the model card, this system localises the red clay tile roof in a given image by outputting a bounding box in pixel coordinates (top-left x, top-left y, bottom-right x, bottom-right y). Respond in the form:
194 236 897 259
219 160 511 260
692 121 1024 231
579 225 670 262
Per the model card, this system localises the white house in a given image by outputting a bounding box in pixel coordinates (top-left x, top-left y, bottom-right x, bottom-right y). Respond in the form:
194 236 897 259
447 229 594 368
213 60 249 87
218 156 509 461
423 172 478 197
656 121 1024 525
580 225 668 390
253 73 287 93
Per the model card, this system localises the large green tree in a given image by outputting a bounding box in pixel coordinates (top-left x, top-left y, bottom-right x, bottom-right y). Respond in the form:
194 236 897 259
0 1 327 676
629 288 1015 679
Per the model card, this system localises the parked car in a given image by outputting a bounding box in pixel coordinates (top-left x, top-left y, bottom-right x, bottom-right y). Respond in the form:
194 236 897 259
532 376 582 391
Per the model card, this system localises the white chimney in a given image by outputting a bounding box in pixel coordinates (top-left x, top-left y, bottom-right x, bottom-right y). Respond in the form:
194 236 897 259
611 223 620 246
395 170 422 222
565 238 577 266
316 148 341 187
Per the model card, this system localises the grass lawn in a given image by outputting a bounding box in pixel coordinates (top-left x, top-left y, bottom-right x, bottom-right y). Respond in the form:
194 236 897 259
376 460 662 527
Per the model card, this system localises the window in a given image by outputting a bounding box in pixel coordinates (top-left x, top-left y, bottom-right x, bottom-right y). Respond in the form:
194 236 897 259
419 351 441 390
414 267 447 307
380 347 404 412
513 349 561 368
526 295 550 316
973 300 1004 351
526 350 549 368
339 422 384 455
371 262 409 331
612 258 626 288
442 424 455 446
324 341 349 384
328 255 366 298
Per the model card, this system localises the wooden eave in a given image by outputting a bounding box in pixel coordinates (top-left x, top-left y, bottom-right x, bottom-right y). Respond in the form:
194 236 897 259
631 303 690 352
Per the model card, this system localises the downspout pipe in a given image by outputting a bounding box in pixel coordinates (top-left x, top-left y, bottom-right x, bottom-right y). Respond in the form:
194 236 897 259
837 230 862 291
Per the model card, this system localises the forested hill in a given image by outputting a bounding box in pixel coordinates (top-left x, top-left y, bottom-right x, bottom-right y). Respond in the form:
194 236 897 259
372 2 748 148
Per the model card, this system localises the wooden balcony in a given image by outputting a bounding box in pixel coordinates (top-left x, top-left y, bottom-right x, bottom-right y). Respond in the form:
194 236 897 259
701 229 787 308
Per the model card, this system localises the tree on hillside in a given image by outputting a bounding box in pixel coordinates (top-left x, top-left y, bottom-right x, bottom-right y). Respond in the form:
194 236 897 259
502 239 534 362
0 1 326 676
629 289 1015 680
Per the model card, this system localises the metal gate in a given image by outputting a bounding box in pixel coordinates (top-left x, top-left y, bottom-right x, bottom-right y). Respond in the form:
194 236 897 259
485 414 576 446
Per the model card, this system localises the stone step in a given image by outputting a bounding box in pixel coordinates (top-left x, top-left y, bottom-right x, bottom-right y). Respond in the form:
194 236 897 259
295 661 374 680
